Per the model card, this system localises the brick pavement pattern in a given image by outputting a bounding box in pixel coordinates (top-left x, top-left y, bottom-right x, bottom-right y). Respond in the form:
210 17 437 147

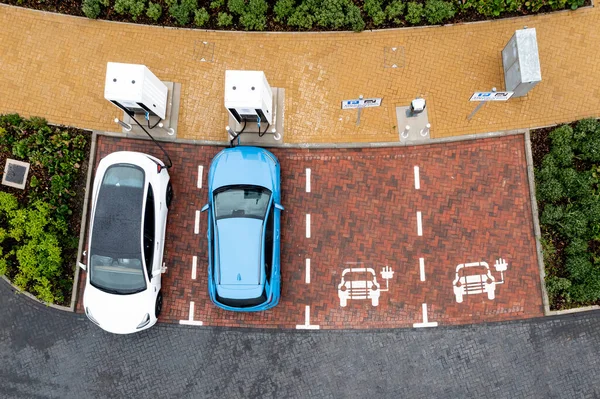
79 134 542 329
0 5 599 144
2 278 600 398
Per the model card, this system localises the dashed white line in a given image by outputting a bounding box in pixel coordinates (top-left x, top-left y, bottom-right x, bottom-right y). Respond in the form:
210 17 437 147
191 256 197 280
179 301 203 326
296 305 320 330
413 303 438 328
197 165 204 188
417 211 423 236
414 166 420 190
194 210 200 235
305 259 311 284
419 257 425 282
306 168 311 193
306 214 311 238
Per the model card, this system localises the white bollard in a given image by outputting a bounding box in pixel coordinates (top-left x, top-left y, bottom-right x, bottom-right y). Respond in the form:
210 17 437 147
420 123 431 137
401 125 411 139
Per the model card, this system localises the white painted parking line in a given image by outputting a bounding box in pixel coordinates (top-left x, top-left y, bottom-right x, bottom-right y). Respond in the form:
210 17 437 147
417 211 423 236
306 168 311 193
414 166 420 190
296 305 320 330
306 214 311 238
413 303 438 328
191 256 197 280
194 210 200 235
179 301 203 326
197 165 204 189
305 259 311 284
419 257 425 282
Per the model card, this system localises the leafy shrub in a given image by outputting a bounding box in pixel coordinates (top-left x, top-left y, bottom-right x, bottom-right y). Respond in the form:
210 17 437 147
573 119 600 162
565 238 588 257
540 203 564 226
525 0 545 11
406 2 423 24
364 0 386 25
240 0 268 30
82 0 103 18
546 276 571 304
210 0 224 8
558 209 588 239
315 0 347 29
147 2 163 20
274 0 295 22
228 0 246 14
567 0 584 9
536 177 564 203
169 0 198 25
217 11 234 25
287 2 315 29
194 7 210 25
423 0 455 24
345 3 365 31
385 0 405 22
114 0 147 20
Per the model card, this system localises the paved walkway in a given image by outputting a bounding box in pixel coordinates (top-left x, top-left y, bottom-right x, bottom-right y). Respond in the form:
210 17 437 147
2 278 600 398
0 5 598 144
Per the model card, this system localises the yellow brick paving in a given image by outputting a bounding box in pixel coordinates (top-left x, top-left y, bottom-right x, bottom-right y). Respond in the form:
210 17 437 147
0 5 598 144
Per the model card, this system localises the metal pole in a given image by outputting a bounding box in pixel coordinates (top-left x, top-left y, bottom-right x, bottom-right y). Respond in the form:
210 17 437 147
356 94 363 126
467 87 496 121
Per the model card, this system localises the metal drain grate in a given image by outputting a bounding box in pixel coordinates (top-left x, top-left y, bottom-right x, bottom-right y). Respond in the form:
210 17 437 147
384 46 405 69
2 158 30 190
194 41 215 62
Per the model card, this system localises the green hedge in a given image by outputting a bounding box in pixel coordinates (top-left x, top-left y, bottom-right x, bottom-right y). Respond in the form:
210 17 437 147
81 0 585 31
0 114 88 304
535 119 600 308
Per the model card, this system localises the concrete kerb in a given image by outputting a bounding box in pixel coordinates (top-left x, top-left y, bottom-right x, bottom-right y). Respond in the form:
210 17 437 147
524 130 551 316
1 275 72 311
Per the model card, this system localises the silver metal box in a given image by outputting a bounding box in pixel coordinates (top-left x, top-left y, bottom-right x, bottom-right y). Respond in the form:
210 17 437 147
502 28 542 98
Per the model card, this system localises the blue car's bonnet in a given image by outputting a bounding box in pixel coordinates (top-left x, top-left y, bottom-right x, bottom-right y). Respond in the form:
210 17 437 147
217 218 263 286
211 147 275 190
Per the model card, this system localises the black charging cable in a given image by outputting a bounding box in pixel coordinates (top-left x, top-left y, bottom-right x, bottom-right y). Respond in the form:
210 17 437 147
127 112 173 169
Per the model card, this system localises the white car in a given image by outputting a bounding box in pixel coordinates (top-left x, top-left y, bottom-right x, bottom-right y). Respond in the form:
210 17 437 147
82 151 172 334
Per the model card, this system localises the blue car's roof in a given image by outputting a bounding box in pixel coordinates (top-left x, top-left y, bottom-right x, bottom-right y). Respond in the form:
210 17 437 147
211 147 276 191
217 218 263 287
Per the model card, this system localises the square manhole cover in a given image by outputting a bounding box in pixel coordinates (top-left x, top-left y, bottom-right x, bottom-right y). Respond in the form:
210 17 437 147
2 158 30 190
384 46 405 69
194 41 215 62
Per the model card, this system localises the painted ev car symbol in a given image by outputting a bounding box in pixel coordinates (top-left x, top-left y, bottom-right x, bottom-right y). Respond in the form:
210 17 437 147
338 265 394 307
452 258 508 303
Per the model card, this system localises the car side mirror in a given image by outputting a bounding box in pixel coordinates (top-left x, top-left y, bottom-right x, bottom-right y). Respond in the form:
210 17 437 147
274 203 284 211
152 269 162 278
78 261 87 271
201 204 209 212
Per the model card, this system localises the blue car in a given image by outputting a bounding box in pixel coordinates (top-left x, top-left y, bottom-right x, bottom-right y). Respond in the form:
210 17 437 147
202 146 283 311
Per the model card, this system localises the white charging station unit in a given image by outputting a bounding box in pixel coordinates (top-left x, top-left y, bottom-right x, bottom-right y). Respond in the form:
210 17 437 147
104 62 168 120
224 70 273 125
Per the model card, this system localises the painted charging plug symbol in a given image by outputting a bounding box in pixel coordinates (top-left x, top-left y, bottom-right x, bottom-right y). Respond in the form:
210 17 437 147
452 258 509 303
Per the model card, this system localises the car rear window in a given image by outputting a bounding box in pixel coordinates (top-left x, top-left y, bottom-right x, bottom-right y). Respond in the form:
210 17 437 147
214 185 271 220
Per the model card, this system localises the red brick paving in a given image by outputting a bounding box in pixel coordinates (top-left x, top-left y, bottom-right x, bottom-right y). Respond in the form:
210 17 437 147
76 134 544 329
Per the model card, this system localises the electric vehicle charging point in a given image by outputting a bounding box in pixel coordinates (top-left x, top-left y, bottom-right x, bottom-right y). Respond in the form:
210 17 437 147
224 70 286 147
104 62 181 140
396 97 431 143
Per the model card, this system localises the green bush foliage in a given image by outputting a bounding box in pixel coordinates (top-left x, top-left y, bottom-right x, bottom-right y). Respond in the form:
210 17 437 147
227 0 268 30
217 11 234 25
169 0 198 25
274 0 295 22
210 0 225 8
423 0 455 24
194 7 210 25
82 0 108 18
535 119 600 308
385 0 405 23
286 0 364 31
147 2 163 20
364 0 386 26
406 1 423 24
0 114 89 304
114 0 147 20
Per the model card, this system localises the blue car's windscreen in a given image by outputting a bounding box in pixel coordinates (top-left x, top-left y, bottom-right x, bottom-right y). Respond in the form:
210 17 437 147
89 164 146 295
214 185 271 220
